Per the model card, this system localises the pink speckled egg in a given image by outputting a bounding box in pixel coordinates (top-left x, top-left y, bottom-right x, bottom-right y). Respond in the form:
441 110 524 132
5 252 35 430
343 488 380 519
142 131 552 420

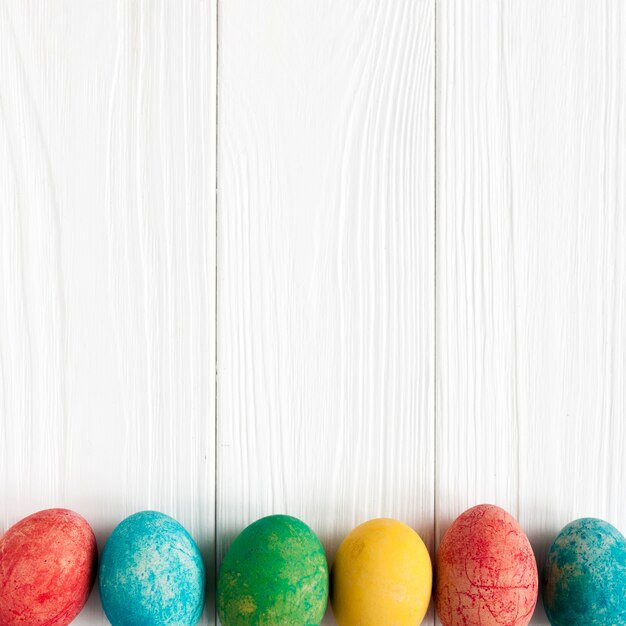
0 508 98 626
436 504 538 626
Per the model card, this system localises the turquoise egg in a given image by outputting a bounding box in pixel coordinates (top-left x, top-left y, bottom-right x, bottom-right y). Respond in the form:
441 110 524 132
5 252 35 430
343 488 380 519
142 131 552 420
542 518 626 625
99 511 205 625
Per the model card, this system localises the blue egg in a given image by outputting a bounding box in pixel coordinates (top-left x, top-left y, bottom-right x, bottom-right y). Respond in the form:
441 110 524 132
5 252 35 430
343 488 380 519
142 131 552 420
542 518 626 625
99 511 205 625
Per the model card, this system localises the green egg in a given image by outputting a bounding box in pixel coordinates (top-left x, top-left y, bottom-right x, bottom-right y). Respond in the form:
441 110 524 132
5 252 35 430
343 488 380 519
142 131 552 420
217 514 329 625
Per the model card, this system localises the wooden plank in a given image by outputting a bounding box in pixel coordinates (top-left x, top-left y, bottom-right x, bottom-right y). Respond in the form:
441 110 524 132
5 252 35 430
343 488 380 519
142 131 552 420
217 1 435 623
437 2 626 623
0 1 217 623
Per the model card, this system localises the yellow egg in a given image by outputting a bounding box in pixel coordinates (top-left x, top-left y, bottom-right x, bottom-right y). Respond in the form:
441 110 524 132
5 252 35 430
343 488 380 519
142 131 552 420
330 518 432 626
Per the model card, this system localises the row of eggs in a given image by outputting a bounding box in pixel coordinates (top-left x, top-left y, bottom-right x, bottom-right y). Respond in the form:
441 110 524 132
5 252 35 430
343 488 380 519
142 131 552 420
0 504 625 625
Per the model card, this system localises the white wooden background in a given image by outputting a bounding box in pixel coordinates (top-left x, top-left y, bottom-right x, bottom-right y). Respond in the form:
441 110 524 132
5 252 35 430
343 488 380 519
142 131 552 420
1 2 625 625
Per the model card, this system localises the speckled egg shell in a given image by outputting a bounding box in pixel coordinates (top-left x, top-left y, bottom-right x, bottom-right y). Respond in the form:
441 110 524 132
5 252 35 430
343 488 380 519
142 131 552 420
0 508 98 626
330 518 432 626
99 511 205 626
542 518 626 626
217 514 329 625
436 504 538 626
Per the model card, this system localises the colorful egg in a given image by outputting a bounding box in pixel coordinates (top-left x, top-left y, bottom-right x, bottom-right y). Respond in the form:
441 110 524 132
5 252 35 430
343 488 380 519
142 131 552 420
542 518 626 625
0 508 97 626
99 511 205 625
330 518 432 626
217 514 328 625
436 504 538 626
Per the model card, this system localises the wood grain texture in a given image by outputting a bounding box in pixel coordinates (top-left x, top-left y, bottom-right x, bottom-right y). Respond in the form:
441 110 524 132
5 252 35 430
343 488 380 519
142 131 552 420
437 2 626 623
217 0 435 623
0 1 216 624
3 1 626 625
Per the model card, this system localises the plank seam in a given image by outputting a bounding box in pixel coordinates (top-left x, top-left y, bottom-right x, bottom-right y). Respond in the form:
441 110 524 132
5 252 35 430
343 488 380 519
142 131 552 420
433 0 439 573
214 0 220 623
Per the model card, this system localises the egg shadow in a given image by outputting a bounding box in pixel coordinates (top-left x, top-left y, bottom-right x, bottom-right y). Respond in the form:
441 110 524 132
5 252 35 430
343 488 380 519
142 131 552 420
317 519 342 626
526 523 560 625
72 517 118 625
193 525 216 625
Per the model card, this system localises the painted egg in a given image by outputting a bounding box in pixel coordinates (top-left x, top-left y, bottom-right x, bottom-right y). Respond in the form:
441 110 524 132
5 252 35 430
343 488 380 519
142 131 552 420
0 508 98 626
542 517 626 625
330 518 432 626
99 511 205 625
436 504 538 626
217 514 328 625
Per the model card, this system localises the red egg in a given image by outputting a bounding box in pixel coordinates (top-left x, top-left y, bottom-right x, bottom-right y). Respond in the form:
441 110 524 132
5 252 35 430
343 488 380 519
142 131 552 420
436 504 538 626
0 508 98 626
